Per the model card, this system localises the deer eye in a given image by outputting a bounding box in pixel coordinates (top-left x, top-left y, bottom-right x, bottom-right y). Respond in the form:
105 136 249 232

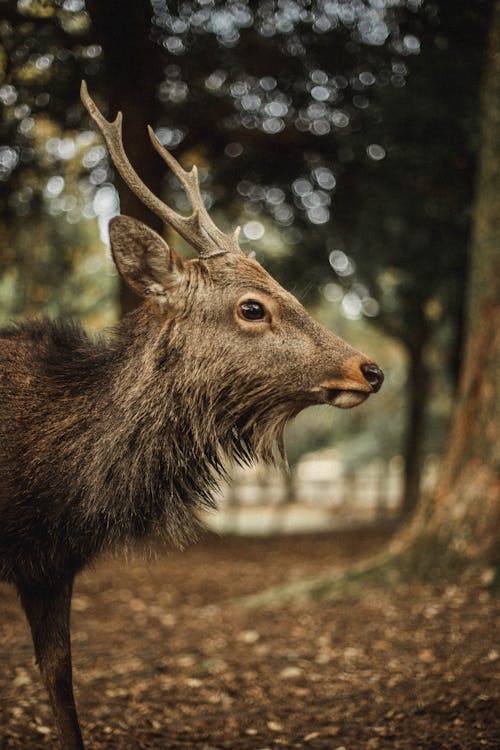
239 300 266 321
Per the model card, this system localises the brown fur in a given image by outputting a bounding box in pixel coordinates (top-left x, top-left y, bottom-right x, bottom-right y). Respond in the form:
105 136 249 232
0 214 382 749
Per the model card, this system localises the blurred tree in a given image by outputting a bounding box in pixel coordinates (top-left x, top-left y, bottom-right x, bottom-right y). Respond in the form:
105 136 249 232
0 0 90 314
250 11 500 598
391 0 500 571
85 0 165 312
338 2 490 517
0 0 491 516
89 0 490 515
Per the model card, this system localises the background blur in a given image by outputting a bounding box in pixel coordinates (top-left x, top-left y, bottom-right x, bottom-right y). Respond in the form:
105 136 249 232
0 0 492 533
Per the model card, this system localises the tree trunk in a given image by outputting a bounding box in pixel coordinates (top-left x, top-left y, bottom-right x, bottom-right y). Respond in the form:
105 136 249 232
86 0 165 314
242 4 500 607
400 334 431 519
392 1 500 570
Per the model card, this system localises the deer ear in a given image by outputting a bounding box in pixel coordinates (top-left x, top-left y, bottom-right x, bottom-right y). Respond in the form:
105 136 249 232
109 215 185 308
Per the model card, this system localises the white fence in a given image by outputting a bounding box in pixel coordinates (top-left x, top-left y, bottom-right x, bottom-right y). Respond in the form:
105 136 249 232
205 450 440 535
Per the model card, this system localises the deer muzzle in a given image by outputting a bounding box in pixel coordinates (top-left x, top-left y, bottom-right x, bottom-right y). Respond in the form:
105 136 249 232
318 356 384 409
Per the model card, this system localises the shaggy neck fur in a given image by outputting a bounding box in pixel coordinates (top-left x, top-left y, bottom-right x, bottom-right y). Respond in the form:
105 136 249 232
0 304 306 587
32 307 301 562
93 307 299 548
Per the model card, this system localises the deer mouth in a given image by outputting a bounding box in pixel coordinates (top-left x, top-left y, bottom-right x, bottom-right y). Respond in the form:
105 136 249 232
321 387 370 409
318 364 381 409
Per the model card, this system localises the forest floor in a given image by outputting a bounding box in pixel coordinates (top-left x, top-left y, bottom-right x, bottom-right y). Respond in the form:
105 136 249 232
1 526 499 749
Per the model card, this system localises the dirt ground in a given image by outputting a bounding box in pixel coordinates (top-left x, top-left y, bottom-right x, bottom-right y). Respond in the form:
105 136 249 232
1 527 499 749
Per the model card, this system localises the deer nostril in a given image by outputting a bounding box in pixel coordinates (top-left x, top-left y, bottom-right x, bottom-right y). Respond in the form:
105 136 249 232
360 363 384 393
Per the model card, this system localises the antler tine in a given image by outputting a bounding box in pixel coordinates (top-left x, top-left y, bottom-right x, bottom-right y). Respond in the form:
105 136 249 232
80 81 242 258
147 126 242 256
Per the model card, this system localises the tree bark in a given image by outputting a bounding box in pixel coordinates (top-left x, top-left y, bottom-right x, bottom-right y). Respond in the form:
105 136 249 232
392 1 500 569
400 333 431 519
370 313 433 522
243 4 500 606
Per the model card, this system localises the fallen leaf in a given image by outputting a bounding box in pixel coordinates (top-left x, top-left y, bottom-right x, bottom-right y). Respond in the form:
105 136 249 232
267 720 284 732
418 649 435 663
280 666 302 678
304 731 321 741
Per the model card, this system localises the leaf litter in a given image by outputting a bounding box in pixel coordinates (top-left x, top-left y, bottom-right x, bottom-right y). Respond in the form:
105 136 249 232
0 528 498 749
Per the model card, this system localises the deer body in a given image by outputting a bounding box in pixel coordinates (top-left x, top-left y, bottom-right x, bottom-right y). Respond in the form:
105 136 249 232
0 314 208 587
0 85 383 749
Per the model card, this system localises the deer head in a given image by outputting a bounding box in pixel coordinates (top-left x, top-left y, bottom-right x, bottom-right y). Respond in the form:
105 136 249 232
81 82 383 462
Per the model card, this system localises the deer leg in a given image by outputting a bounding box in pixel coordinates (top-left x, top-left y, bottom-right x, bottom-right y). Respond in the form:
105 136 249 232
19 577 85 750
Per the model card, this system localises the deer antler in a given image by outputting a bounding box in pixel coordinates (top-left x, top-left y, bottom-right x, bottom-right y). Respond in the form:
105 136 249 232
80 81 242 259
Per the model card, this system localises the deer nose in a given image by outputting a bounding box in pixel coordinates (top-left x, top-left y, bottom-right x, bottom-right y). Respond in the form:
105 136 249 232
360 363 384 392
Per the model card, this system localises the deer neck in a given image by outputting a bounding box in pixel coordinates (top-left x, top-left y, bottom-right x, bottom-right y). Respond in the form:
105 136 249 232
88 307 284 547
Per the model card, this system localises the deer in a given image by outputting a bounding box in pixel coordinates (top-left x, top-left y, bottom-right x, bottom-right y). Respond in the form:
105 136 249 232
0 82 384 750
